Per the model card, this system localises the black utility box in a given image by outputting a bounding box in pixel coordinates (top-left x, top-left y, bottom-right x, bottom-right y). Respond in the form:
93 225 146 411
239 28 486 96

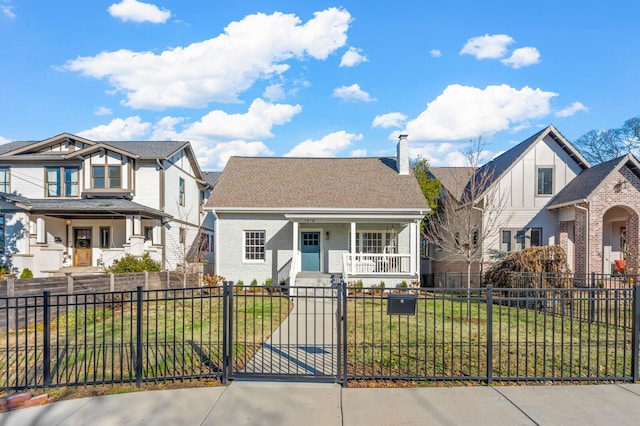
387 293 417 315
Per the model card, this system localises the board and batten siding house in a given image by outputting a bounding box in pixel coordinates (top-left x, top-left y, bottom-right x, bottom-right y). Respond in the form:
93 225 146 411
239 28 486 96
206 136 430 287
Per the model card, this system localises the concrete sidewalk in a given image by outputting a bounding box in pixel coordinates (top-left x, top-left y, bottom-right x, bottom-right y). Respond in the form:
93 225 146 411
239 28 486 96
2 381 640 425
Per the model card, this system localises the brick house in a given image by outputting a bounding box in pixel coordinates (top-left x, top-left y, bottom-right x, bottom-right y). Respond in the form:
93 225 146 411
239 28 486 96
428 125 640 275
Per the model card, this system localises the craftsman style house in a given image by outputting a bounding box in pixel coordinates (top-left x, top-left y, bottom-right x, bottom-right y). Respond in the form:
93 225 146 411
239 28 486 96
0 133 216 277
206 136 430 287
429 125 640 276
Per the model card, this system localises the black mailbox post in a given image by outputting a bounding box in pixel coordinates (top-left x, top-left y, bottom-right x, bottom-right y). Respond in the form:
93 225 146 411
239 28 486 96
387 293 417 315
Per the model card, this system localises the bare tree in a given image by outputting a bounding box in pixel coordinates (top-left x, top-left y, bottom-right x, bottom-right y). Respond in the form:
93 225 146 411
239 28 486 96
424 138 511 300
574 116 640 164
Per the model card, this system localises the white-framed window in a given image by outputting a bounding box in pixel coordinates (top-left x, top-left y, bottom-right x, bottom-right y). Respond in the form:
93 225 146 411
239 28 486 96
93 165 121 189
0 167 9 193
144 226 153 242
350 231 397 253
179 178 185 206
46 167 79 197
501 227 542 253
537 167 554 195
244 230 265 261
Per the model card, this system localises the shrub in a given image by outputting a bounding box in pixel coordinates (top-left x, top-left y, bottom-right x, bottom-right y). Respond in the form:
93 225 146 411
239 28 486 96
250 278 258 287
203 274 225 287
107 253 161 274
236 280 244 289
19 268 34 279
400 280 408 288
0 263 10 275
265 278 272 286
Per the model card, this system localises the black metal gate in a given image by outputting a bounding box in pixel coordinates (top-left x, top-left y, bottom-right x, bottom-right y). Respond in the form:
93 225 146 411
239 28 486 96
226 282 342 383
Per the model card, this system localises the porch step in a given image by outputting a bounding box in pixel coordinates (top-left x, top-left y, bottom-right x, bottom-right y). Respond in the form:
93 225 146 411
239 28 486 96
294 272 338 287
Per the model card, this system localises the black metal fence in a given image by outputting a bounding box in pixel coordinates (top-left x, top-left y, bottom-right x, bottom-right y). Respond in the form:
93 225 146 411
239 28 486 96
1 282 640 391
424 271 640 289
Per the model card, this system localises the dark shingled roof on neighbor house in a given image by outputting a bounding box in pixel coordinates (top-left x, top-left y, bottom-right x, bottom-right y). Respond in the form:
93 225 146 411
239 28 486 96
429 167 474 202
207 156 430 210
548 154 640 209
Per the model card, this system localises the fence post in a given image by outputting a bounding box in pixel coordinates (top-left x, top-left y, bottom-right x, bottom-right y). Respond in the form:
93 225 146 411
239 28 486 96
336 279 343 386
589 272 596 323
66 272 74 294
6 275 14 297
633 285 640 382
110 273 115 292
222 281 229 385
486 285 493 385
144 271 149 291
135 286 143 388
342 278 348 387
43 291 51 388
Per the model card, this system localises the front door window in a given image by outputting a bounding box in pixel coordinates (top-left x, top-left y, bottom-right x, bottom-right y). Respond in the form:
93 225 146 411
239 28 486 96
74 228 92 266
301 232 320 271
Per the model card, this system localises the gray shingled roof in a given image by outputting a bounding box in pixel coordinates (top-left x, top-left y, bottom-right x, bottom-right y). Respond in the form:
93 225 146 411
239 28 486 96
0 192 170 218
202 171 221 187
429 167 474 202
207 157 430 211
0 141 31 155
548 154 640 208
100 141 189 159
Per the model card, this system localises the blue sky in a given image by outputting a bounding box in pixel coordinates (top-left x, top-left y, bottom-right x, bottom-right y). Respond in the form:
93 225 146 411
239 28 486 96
1 1 639 170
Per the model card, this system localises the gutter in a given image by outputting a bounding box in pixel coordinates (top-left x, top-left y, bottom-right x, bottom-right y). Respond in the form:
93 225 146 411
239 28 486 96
547 198 588 210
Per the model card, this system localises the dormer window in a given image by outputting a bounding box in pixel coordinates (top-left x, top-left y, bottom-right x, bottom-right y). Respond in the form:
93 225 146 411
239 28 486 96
0 167 9 193
179 177 185 206
93 165 121 189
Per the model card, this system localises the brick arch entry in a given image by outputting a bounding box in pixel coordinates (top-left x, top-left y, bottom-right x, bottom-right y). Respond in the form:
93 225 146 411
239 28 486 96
600 205 639 275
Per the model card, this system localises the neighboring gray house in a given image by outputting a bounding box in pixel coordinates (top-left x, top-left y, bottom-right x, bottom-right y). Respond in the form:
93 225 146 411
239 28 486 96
0 133 215 277
206 136 430 287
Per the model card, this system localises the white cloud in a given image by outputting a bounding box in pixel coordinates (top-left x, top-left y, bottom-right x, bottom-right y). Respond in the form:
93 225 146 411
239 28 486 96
94 106 113 116
501 47 541 68
350 149 367 157
78 116 151 140
556 101 588 117
195 140 273 170
181 99 301 141
405 84 558 141
65 8 351 109
430 49 441 58
340 47 368 67
460 34 514 59
412 141 499 167
372 112 407 129
0 4 15 19
0 136 11 145
332 83 376 102
263 84 286 101
108 0 171 24
285 131 362 157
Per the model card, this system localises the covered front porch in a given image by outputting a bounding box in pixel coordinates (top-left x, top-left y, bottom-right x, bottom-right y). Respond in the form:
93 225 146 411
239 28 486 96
285 213 422 286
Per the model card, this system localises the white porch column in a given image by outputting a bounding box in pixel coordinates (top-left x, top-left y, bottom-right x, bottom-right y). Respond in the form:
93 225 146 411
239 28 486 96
36 216 46 244
291 221 299 283
153 219 162 245
125 215 133 242
410 221 417 275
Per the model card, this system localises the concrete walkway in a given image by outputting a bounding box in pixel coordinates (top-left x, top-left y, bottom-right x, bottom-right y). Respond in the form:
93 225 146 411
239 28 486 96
242 287 339 377
3 381 640 425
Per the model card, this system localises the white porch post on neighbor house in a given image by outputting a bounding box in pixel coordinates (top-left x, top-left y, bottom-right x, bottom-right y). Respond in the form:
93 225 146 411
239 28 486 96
133 215 142 235
36 216 46 244
292 221 299 275
153 219 162 245
129 215 144 256
350 222 357 275
410 221 418 275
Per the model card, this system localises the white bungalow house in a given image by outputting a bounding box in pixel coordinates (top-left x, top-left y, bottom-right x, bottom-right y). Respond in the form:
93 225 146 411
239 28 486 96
206 136 430 287
428 124 640 277
0 133 216 277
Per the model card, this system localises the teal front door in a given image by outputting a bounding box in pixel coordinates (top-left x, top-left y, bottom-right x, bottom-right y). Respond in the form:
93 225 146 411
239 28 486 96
301 232 320 271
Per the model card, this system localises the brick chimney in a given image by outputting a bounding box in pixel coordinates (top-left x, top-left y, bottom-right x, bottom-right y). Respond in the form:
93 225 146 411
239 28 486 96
397 134 409 175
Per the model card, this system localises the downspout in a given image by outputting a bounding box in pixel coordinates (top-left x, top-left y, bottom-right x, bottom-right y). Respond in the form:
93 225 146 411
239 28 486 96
156 159 166 269
212 209 219 276
575 204 589 275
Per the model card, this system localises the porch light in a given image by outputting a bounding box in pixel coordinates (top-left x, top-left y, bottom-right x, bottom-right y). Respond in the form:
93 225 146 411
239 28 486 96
65 219 72 225
326 231 330 240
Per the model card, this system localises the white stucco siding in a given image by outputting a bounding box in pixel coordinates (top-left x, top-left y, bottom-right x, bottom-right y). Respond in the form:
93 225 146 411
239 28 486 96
216 213 292 285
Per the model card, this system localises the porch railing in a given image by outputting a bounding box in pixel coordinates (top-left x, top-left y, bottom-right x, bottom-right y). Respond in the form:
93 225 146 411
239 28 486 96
342 253 411 279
